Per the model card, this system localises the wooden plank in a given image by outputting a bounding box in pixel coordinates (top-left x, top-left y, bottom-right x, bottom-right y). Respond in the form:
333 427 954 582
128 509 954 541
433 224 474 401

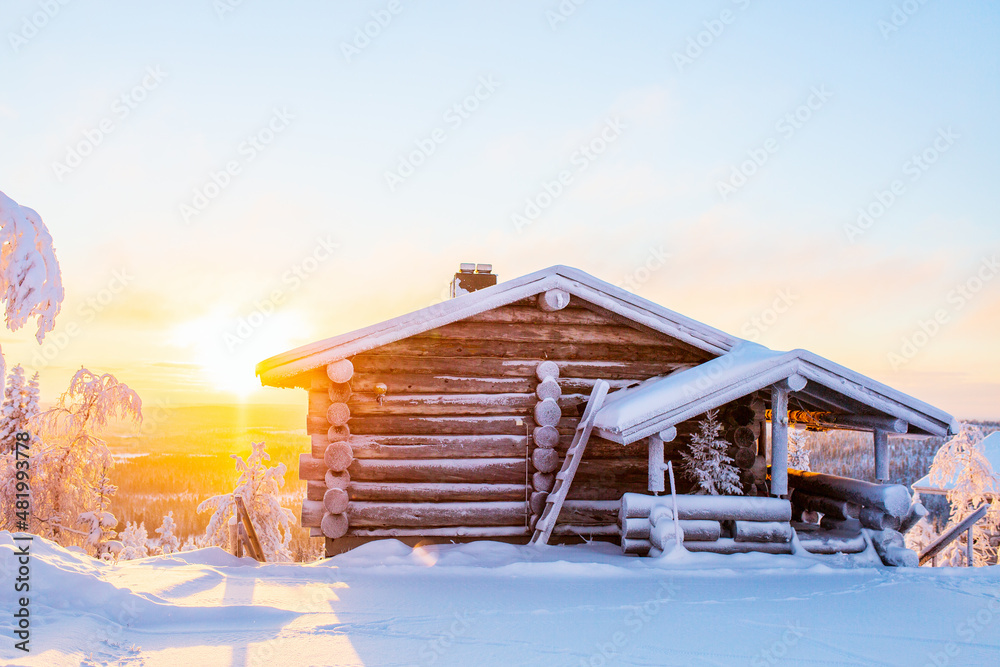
351 355 689 379
352 373 534 394
372 338 705 363
919 504 989 565
341 436 528 459
463 305 616 325
347 501 528 527
347 481 526 502
557 500 620 525
348 458 527 483
417 321 672 347
346 392 588 416
346 415 577 435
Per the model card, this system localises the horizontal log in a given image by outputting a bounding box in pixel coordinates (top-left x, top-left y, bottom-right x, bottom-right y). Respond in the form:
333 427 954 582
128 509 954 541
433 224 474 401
301 499 324 527
324 488 350 514
787 470 911 518
309 390 332 419
327 402 351 427
684 539 793 555
622 538 651 555
374 338 705 363
556 500 620 525
536 378 562 401
327 359 354 383
347 501 528 527
417 321 670 347
537 288 570 312
533 425 560 448
859 506 901 531
464 305 616 326
651 520 723 547
299 454 327 482
351 354 692 380
352 373 534 394
347 481 526 502
325 442 354 472
329 382 352 403
552 524 619 537
536 360 560 381
795 531 867 555
534 398 562 427
338 435 529 460
532 448 561 473
307 480 326 501
620 493 792 522
790 490 859 520
732 521 793 543
530 491 547 515
622 517 651 539
326 470 350 490
346 415 576 435
533 472 555 493
322 512 349 539
346 526 529 538
346 392 586 416
348 458 527 484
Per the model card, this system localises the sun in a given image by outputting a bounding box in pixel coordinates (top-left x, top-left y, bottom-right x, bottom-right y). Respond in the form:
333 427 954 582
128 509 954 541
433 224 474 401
170 309 308 399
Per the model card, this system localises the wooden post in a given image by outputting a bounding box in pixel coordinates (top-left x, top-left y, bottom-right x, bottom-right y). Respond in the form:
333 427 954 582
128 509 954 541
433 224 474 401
647 427 677 495
966 526 974 567
874 428 890 482
648 434 664 495
770 376 804 498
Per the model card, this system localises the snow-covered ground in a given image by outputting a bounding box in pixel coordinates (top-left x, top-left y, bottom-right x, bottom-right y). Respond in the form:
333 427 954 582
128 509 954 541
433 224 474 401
2 533 999 667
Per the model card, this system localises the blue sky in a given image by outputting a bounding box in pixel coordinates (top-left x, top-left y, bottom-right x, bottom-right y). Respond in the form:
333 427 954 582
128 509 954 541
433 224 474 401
1 1 998 418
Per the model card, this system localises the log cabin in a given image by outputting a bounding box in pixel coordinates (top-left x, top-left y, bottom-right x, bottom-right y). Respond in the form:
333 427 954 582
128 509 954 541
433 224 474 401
256 264 960 563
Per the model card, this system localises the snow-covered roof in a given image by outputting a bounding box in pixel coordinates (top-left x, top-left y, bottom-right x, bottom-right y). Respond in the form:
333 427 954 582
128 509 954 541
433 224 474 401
256 265 741 386
593 342 960 443
912 432 1000 496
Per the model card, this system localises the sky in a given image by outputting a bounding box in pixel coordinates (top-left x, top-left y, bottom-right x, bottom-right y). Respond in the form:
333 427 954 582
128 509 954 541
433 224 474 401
1 1 998 419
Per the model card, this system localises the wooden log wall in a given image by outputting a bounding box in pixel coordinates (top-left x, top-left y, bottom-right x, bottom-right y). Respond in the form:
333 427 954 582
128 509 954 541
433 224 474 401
296 297 718 547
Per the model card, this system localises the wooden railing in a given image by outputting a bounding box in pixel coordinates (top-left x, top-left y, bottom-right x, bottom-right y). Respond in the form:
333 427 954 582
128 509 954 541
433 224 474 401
918 504 989 567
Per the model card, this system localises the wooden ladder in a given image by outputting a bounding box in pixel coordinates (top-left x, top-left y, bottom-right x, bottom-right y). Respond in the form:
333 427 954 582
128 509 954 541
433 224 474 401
530 380 610 545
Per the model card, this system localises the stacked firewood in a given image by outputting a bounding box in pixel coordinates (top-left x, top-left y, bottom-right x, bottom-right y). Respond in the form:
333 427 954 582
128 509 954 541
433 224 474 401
788 469 926 565
722 398 768 496
619 493 794 556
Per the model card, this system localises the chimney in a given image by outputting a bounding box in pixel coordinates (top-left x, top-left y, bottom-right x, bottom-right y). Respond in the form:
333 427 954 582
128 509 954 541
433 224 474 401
450 263 497 297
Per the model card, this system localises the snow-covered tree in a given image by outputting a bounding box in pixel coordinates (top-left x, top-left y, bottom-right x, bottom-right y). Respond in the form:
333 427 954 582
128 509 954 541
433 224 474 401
681 410 743 495
154 511 180 555
118 521 150 561
26 368 141 547
788 429 812 471
0 365 40 454
0 190 65 382
927 425 1000 566
180 535 200 552
198 441 295 562
75 462 120 558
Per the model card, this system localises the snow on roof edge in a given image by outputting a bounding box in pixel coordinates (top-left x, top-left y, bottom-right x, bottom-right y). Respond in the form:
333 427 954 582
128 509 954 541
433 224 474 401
256 265 742 385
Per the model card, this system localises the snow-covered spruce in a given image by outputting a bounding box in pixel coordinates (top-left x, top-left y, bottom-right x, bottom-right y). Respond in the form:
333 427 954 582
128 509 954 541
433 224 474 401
119 521 150 560
0 365 41 454
154 511 181 555
680 410 742 495
198 441 296 562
